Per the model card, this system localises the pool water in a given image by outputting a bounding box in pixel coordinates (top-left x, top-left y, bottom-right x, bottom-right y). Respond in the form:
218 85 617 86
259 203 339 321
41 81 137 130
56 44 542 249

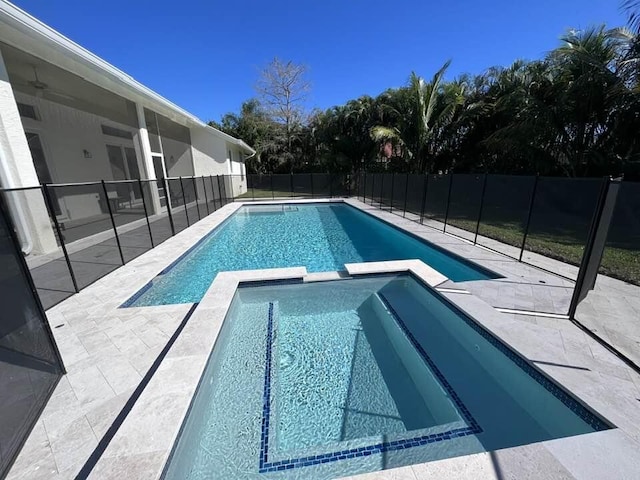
162 275 609 479
125 203 498 307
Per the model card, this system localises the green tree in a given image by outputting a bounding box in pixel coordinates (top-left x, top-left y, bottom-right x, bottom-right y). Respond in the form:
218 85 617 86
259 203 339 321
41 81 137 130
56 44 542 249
370 61 463 173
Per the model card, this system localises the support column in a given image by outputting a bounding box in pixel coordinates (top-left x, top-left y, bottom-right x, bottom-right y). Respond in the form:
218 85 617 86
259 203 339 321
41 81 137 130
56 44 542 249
135 103 161 214
0 48 56 254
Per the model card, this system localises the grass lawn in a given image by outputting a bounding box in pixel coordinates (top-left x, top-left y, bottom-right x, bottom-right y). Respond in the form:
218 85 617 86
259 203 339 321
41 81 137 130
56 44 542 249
447 217 640 285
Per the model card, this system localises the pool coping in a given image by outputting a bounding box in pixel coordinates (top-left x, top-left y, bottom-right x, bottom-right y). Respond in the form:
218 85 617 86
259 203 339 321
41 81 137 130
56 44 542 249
8 197 640 480
89 260 638 480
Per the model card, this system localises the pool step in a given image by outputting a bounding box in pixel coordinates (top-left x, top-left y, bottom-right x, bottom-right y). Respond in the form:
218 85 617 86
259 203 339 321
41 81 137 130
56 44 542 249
365 292 465 427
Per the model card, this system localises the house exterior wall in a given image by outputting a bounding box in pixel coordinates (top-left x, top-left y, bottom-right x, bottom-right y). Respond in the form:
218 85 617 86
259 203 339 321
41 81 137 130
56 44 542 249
190 128 247 199
190 127 230 176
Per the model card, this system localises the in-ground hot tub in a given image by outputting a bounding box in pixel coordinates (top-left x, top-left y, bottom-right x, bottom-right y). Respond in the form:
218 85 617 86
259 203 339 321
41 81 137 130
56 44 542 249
161 273 610 479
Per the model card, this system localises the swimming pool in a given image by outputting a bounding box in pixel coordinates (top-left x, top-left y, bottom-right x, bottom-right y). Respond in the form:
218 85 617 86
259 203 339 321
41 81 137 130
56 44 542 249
124 203 498 307
162 274 609 479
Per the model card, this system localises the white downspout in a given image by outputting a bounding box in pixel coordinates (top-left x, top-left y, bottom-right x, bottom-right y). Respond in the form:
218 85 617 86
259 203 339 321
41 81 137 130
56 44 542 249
0 145 34 254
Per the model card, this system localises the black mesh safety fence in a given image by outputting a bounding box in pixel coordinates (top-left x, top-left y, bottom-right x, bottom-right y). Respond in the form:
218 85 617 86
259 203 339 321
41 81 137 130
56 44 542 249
46 183 113 244
167 178 189 232
292 174 313 198
600 180 640 286
0 175 245 313
523 177 603 271
405 174 426 219
182 177 200 223
212 176 224 205
1 187 77 308
143 180 174 247
245 174 256 200
103 180 153 263
373 173 382 205
356 172 365 200
247 174 272 200
380 173 394 210
5 173 639 334
0 195 64 479
422 174 450 230
365 173 375 204
476 175 536 258
219 175 230 204
330 173 350 197
445 174 485 242
271 175 293 198
312 173 331 198
230 173 352 200
223 176 236 200
47 183 124 289
225 175 244 200
392 174 408 212
195 177 209 217
202 176 217 212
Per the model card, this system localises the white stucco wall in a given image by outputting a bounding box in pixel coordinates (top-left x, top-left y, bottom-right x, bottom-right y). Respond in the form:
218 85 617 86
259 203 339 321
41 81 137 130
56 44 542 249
190 127 230 176
190 127 249 199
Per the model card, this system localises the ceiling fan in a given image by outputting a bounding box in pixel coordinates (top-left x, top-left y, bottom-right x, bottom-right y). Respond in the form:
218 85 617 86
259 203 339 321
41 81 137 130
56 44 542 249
14 65 76 101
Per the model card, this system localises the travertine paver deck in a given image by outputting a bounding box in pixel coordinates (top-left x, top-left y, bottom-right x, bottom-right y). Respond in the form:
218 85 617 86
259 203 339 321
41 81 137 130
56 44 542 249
6 197 640 480
576 276 640 368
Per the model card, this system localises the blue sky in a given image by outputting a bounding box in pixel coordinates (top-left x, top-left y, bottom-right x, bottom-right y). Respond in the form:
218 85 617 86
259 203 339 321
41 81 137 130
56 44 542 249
13 0 627 122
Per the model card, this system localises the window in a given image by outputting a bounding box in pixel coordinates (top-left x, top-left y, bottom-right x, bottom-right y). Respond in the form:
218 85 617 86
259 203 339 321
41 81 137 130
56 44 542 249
17 102 39 120
101 124 133 139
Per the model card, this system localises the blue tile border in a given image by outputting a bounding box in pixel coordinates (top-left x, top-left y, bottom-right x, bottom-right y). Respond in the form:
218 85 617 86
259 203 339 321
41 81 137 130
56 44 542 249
258 302 276 469
257 300 481 474
119 280 153 308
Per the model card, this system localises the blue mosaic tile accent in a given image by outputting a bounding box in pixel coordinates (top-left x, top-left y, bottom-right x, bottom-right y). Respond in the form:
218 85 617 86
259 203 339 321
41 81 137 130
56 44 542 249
118 280 153 308
257 299 481 474
258 302 276 469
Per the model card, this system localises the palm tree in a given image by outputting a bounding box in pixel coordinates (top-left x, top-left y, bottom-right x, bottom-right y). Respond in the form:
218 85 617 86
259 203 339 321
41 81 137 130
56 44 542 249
623 1 640 32
370 61 460 173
